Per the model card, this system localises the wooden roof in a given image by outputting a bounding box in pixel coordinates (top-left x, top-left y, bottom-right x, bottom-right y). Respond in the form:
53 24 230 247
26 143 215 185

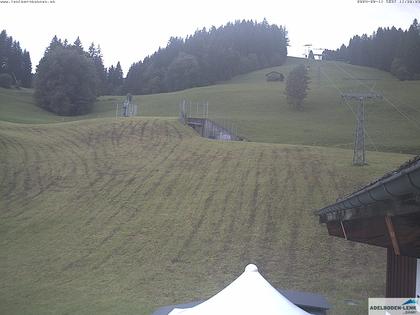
315 156 420 258
265 71 282 76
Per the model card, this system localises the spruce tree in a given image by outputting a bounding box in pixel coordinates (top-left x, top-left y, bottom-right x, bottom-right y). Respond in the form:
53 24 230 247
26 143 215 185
106 62 123 95
46 35 63 55
21 50 32 87
88 42 107 95
285 64 310 111
308 50 315 60
73 36 83 52
0 29 32 87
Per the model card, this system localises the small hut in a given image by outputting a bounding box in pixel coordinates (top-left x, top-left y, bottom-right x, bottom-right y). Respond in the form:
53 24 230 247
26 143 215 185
265 71 284 82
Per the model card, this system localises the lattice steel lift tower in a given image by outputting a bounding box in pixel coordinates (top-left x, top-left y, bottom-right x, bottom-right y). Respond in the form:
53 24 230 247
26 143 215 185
341 92 382 166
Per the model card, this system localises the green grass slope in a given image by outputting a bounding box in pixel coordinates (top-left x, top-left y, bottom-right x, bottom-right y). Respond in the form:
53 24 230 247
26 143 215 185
0 87 123 123
1 57 419 153
132 58 420 153
0 87 61 123
0 118 411 315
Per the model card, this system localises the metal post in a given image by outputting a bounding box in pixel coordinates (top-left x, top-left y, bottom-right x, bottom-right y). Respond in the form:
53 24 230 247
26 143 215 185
353 99 366 166
317 64 321 86
341 92 381 166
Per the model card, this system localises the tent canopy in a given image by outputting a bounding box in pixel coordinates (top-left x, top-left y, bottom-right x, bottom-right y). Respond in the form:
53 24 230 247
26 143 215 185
168 264 312 315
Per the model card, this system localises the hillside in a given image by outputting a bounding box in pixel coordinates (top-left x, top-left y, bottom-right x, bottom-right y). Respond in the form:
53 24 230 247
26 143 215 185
0 117 411 315
1 57 420 154
133 58 420 153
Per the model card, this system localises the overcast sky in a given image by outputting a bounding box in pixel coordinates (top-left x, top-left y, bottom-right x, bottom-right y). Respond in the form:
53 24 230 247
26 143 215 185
2 0 420 74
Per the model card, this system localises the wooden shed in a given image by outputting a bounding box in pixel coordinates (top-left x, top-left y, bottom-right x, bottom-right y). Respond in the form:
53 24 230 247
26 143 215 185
316 156 420 297
265 71 284 82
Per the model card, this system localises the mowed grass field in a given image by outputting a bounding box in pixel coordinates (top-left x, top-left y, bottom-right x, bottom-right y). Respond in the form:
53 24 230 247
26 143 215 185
0 117 412 315
2 57 419 153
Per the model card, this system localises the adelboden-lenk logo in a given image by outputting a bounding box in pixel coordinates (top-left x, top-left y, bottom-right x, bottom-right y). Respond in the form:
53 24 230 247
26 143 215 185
369 298 420 315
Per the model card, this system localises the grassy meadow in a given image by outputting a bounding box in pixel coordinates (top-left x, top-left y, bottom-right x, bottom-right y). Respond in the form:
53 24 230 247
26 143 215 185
0 118 411 315
0 58 419 315
2 57 419 153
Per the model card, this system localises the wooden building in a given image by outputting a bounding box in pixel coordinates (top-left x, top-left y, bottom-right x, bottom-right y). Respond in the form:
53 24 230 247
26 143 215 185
316 156 420 297
265 71 284 82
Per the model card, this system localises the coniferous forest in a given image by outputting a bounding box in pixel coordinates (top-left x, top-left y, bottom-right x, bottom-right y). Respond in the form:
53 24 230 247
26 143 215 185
0 30 32 88
124 19 289 94
322 19 420 80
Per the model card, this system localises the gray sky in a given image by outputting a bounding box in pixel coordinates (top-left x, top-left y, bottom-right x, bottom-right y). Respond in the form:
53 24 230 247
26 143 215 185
2 0 420 74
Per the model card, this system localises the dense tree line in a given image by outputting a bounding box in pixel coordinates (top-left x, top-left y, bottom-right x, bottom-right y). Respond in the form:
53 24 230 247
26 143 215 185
322 19 420 80
83 38 123 95
124 19 288 94
0 30 32 88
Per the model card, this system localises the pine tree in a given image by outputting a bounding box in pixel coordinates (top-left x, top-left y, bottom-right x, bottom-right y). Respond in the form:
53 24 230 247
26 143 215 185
21 50 32 87
0 29 32 87
45 35 63 55
106 62 124 95
0 30 8 70
402 19 420 77
285 64 310 111
73 36 83 52
115 62 123 87
308 50 315 60
88 42 107 95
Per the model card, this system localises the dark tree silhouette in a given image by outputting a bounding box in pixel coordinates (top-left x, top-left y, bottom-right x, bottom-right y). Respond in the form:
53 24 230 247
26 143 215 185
35 38 97 115
124 19 289 94
88 43 107 95
106 61 124 95
0 30 32 87
323 20 420 80
308 50 315 60
285 64 310 111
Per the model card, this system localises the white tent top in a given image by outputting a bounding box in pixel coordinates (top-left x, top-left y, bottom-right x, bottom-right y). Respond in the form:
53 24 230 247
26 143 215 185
169 264 312 315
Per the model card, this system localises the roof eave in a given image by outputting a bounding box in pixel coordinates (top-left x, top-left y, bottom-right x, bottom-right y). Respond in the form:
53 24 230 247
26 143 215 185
315 157 420 223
